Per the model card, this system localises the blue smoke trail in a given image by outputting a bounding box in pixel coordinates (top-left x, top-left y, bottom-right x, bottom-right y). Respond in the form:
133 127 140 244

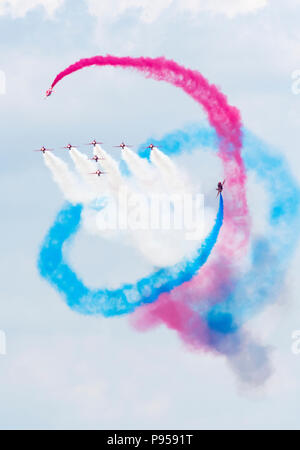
38 195 223 316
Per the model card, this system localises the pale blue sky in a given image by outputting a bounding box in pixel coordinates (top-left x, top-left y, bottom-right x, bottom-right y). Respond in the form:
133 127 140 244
0 0 300 430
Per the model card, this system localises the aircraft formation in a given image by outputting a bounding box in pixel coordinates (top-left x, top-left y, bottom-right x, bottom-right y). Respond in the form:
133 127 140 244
35 140 225 191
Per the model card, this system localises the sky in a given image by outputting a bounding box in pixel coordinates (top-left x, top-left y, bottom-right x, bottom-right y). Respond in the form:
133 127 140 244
0 0 300 430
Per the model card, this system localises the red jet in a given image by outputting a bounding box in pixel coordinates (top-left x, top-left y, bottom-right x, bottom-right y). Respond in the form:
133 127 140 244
89 170 107 177
62 144 75 150
34 146 54 154
113 142 133 150
89 155 104 162
216 180 225 198
145 143 156 150
85 140 103 147
45 87 53 98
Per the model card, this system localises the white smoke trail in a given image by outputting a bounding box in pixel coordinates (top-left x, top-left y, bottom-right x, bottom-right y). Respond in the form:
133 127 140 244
45 145 207 268
90 147 173 263
69 147 106 197
116 147 203 265
91 145 142 240
121 147 156 191
109 146 204 266
44 152 92 203
150 147 191 194
94 145 126 195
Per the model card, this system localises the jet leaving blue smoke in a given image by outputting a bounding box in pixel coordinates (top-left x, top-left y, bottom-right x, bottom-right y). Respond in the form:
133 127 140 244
137 126 300 333
206 131 300 332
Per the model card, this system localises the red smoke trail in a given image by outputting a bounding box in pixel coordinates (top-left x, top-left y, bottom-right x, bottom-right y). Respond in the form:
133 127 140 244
50 55 250 349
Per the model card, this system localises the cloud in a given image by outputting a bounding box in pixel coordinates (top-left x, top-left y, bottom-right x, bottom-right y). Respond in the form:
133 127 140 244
86 0 269 24
0 0 270 23
86 0 172 24
177 0 269 19
0 0 64 18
